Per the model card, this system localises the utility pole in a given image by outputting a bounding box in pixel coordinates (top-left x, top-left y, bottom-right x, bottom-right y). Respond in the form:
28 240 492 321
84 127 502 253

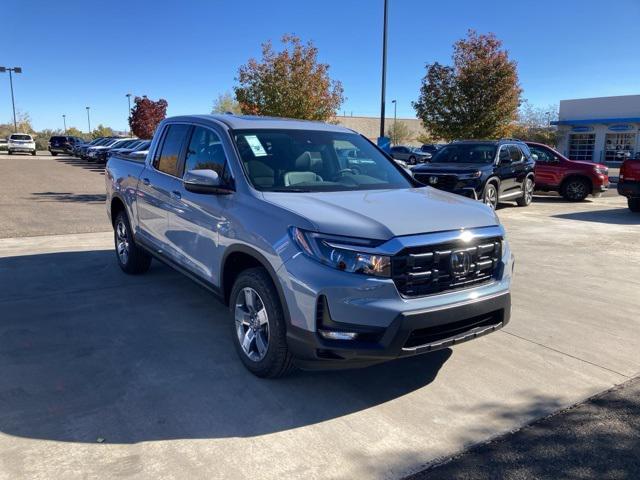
86 106 91 135
379 0 389 139
62 114 67 133
0 66 23 132
126 93 132 136
391 99 397 144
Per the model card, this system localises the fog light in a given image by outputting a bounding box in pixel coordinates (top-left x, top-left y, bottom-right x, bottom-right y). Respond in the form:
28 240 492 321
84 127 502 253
318 329 358 340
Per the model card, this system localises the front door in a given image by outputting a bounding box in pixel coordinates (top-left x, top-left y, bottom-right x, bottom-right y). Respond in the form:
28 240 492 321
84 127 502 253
529 144 562 188
495 146 516 197
166 125 232 286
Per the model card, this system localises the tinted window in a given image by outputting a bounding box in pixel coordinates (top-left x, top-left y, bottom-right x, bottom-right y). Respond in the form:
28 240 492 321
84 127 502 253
529 146 554 162
50 136 66 142
431 144 497 164
10 134 32 141
509 145 523 162
184 127 228 179
155 125 190 176
498 147 511 163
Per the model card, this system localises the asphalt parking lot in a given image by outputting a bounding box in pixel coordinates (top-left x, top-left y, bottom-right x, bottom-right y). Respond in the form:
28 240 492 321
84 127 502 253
1 152 639 479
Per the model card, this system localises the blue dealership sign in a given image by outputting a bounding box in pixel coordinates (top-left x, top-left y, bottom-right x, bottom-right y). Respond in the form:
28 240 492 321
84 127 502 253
571 126 594 132
608 124 633 132
377 136 391 153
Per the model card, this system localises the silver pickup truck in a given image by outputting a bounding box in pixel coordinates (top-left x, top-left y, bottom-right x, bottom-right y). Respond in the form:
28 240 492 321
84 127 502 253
106 115 514 377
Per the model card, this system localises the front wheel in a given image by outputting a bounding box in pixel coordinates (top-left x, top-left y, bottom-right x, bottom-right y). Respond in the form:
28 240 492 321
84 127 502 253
562 178 590 201
230 268 293 378
629 198 640 212
114 211 152 274
483 183 498 209
516 177 534 206
31 151 37 156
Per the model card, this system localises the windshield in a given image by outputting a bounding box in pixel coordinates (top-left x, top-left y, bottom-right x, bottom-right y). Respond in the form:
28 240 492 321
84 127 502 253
431 144 497 164
233 129 412 192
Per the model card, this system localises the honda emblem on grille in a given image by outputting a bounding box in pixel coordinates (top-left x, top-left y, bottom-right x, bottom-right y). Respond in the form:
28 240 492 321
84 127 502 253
451 250 471 276
429 176 439 185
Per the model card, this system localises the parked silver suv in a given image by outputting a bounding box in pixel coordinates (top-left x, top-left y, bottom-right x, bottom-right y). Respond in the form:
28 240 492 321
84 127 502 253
106 115 514 377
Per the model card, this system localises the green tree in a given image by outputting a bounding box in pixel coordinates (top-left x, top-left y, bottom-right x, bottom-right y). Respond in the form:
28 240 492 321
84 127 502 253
234 34 344 120
387 121 412 145
413 30 522 141
65 127 87 138
92 124 114 139
212 92 241 114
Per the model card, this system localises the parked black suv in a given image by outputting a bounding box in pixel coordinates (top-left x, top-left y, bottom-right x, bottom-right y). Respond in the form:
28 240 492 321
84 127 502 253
412 140 536 208
48 136 83 156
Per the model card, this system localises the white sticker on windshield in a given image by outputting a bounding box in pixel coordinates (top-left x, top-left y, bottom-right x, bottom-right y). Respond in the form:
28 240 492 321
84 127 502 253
245 135 267 157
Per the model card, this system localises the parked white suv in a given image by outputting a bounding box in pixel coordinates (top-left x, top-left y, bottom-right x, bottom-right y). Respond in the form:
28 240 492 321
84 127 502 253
8 133 36 156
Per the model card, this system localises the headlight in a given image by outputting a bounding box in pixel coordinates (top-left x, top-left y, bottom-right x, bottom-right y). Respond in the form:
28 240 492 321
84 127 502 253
459 171 482 179
290 227 391 277
594 166 608 175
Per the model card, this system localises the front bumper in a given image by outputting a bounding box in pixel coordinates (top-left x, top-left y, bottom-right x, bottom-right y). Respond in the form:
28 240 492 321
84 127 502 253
618 180 640 198
276 226 513 368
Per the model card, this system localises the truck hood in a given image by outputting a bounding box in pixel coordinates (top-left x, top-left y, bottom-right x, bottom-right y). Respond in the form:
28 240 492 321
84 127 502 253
413 163 490 174
262 187 499 240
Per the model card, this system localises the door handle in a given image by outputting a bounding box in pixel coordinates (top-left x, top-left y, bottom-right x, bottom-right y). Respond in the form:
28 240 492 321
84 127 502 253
171 190 182 200
142 178 150 186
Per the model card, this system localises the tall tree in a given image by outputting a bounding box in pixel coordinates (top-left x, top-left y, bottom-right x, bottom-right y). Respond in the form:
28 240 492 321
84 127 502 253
510 100 558 146
212 92 241 114
129 96 168 139
91 124 114 139
413 30 522 141
234 34 344 121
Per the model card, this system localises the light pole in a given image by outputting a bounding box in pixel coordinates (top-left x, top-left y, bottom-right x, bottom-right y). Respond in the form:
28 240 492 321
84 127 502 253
545 111 552 127
86 106 91 135
62 114 67 134
0 66 23 133
126 93 132 135
379 0 389 140
391 99 397 144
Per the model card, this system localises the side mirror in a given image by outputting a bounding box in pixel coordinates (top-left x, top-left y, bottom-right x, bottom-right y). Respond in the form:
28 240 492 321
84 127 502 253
531 153 539 161
183 169 233 194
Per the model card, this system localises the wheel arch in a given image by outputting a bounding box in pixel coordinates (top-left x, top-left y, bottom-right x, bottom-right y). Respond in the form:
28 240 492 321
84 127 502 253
109 195 127 226
560 174 593 194
220 245 292 325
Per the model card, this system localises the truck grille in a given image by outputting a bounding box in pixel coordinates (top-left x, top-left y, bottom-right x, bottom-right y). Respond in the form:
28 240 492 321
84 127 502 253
392 237 502 297
414 173 458 191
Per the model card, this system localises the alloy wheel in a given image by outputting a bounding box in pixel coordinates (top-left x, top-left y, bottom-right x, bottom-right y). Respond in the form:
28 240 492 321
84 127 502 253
484 185 498 209
567 180 587 200
115 220 130 265
235 287 270 362
524 178 533 203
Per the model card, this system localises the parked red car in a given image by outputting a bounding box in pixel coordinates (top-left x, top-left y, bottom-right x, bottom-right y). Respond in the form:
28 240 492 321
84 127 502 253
525 142 609 201
618 154 640 212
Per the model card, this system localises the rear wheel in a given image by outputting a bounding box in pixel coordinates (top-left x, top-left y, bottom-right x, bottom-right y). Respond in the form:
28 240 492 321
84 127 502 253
629 198 640 212
561 178 590 201
51 152 58 156
483 182 498 209
516 176 534 206
114 211 152 274
31 150 36 156
230 268 293 378
7 150 12 155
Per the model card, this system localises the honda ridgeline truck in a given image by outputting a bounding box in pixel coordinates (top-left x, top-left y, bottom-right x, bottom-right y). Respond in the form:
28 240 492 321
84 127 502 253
105 115 514 377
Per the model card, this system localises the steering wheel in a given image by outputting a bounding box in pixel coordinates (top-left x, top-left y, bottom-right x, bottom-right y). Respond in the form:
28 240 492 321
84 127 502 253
337 168 358 176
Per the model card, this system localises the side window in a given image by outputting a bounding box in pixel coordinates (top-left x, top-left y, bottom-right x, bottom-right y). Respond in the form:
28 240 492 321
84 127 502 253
498 147 511 163
509 145 523 162
183 126 228 180
154 124 190 176
530 146 553 163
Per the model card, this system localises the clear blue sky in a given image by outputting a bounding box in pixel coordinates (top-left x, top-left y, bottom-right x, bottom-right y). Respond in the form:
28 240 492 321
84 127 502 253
3 0 640 131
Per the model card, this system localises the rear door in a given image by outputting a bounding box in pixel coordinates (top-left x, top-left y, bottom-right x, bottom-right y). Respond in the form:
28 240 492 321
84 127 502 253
135 123 191 252
495 145 516 196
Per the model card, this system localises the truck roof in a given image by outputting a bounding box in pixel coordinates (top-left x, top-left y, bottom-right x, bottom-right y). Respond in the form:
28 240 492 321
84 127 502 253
165 114 355 133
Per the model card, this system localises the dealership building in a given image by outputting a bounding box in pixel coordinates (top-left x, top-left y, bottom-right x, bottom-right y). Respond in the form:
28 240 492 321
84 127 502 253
553 94 640 163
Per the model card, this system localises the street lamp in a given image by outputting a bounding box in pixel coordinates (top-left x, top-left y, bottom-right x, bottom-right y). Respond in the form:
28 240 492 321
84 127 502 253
86 106 91 135
379 0 389 140
391 99 397 144
0 66 23 133
126 93 132 135
62 114 67 134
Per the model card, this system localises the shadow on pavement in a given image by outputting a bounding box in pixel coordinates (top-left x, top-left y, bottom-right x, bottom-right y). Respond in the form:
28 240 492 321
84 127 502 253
0 250 451 444
30 191 107 203
54 156 105 173
553 208 640 225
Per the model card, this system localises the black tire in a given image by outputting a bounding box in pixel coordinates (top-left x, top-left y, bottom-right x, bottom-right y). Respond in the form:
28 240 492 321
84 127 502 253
629 198 640 213
7 150 12 155
561 177 590 201
483 182 498 209
229 267 294 378
516 176 534 207
51 152 58 156
31 151 37 156
113 210 152 274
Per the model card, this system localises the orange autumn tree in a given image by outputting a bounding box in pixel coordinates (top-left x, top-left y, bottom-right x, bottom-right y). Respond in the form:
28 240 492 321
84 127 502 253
129 96 168 139
234 35 344 121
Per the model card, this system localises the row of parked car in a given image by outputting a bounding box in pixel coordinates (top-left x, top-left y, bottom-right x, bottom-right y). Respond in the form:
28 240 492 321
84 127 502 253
391 139 610 205
47 135 151 163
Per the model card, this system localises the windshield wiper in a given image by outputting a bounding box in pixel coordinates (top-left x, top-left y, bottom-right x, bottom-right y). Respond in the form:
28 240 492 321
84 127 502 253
268 188 313 193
